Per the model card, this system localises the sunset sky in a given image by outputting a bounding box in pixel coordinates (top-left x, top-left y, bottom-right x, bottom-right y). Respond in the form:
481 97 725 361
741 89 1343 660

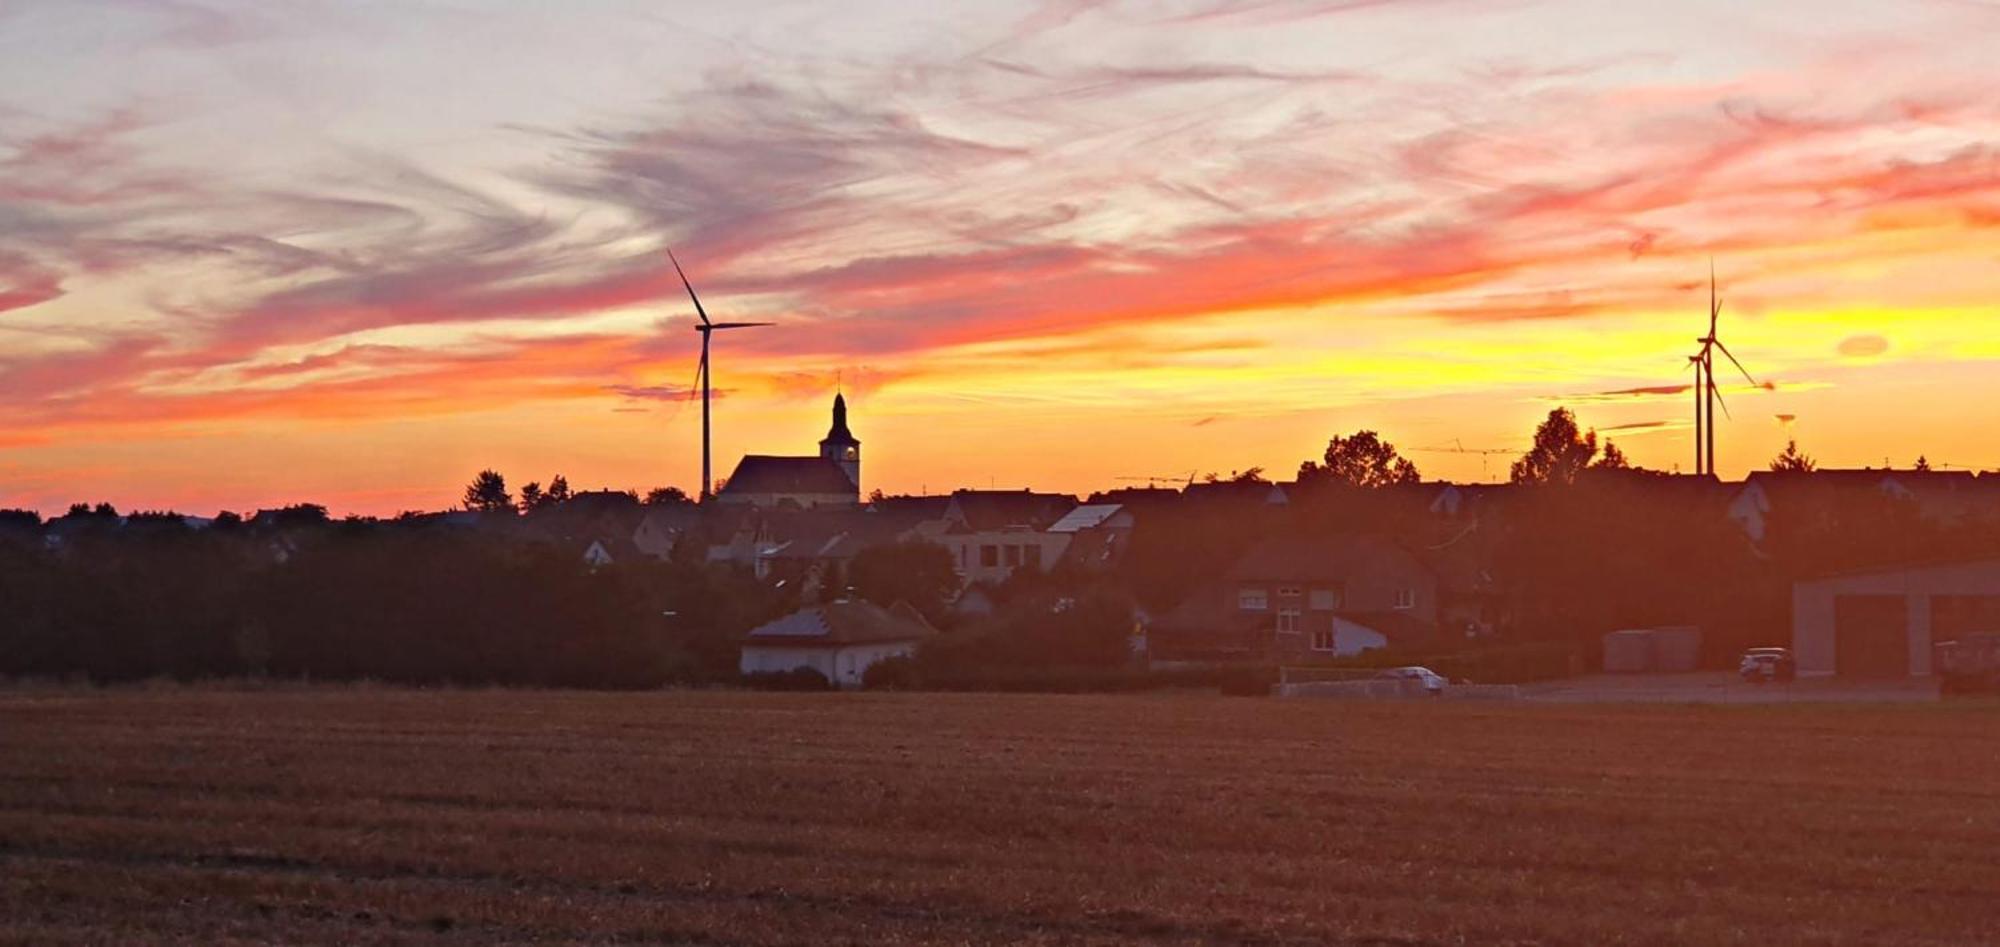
3 0 1999 515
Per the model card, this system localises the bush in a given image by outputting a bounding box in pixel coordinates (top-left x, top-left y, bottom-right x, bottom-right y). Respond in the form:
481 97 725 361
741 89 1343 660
861 655 918 690
742 667 833 691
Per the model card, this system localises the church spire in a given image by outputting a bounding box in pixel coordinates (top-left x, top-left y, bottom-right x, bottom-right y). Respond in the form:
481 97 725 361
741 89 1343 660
826 392 853 443
820 392 860 490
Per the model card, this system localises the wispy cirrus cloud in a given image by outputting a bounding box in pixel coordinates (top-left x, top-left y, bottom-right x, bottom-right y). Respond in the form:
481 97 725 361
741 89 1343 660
6 0 2000 509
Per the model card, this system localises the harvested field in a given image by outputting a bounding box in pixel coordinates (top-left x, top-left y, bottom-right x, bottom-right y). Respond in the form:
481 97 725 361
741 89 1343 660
2 689 1997 945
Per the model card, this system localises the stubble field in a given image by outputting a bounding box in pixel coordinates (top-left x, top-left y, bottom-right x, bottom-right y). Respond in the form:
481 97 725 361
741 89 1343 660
1 688 1996 945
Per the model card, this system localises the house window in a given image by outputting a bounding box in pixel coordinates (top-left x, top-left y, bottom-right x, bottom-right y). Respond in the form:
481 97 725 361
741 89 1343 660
1309 588 1339 611
1277 586 1301 598
1276 608 1301 633
1005 545 1023 567
1394 588 1416 610
980 545 999 567
1024 544 1043 569
1311 630 1335 652
1237 588 1268 611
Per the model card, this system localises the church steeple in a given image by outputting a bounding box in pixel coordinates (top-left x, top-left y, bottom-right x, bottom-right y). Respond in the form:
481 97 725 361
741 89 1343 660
819 392 860 489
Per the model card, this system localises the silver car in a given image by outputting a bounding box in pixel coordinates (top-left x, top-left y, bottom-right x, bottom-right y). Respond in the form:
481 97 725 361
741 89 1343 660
1377 666 1449 694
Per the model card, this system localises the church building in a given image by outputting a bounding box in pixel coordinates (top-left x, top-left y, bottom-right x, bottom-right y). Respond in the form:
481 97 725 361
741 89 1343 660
714 394 862 509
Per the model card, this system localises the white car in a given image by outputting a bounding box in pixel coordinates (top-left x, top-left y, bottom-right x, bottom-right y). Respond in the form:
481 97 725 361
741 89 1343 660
1738 647 1796 683
1377 666 1449 694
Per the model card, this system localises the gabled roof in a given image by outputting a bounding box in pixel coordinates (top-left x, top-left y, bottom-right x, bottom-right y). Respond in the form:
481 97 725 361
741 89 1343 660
864 494 952 524
1228 533 1431 584
743 599 936 646
943 489 1077 532
722 456 857 497
1182 480 1288 505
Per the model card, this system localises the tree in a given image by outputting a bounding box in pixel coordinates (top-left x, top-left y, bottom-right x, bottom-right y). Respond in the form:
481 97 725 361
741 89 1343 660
462 470 514 513
545 475 572 506
1595 441 1632 470
1510 408 1599 485
845 541 960 624
644 486 692 506
519 481 545 512
1297 430 1421 488
1915 455 1932 472
1770 440 1817 473
1202 467 1268 484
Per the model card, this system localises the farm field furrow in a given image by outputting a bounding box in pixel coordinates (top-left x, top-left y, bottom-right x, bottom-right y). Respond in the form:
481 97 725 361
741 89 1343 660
1 689 1997 945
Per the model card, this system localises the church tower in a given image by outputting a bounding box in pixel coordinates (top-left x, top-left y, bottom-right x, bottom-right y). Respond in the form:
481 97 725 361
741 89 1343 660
818 392 861 490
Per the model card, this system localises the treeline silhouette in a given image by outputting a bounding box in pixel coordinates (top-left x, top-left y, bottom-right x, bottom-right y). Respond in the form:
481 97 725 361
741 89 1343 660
0 514 788 687
4 409 1995 689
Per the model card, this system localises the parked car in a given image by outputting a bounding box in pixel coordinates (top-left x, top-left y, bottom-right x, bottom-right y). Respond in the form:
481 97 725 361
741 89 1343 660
1935 633 2000 693
1377 666 1449 694
1738 647 1796 683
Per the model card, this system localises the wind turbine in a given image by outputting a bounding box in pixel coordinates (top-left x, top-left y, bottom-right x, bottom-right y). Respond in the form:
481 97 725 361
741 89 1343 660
669 249 773 502
1689 261 1758 476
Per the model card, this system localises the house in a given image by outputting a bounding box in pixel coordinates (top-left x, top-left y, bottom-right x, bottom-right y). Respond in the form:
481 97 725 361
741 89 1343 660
930 489 1078 586
739 599 936 688
1792 556 2000 679
1151 534 1440 663
715 394 862 509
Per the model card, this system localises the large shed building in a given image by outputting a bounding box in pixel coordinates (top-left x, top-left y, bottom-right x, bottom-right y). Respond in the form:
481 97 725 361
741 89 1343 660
1792 557 2000 678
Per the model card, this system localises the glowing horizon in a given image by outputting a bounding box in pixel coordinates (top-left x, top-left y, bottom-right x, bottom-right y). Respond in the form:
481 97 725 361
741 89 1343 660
3 0 1999 516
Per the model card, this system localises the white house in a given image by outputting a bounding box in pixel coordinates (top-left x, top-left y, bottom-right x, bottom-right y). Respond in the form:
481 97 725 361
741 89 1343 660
928 490 1078 587
739 599 936 688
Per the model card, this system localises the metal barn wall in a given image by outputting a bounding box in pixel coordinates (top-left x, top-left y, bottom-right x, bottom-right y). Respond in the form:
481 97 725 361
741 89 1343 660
1792 559 2000 678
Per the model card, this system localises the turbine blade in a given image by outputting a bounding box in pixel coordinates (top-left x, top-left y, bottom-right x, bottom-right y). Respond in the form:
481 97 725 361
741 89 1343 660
1709 260 1721 334
707 321 776 330
1709 375 1732 420
667 248 711 326
1714 339 1758 387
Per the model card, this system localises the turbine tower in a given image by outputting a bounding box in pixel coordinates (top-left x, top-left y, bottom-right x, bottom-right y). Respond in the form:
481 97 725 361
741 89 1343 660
1689 261 1758 476
669 249 773 502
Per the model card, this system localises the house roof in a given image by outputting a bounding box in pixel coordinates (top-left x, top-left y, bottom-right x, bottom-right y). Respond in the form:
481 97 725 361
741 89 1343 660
1228 533 1432 584
945 489 1077 531
1046 504 1124 533
743 599 937 646
1182 480 1289 506
722 456 857 497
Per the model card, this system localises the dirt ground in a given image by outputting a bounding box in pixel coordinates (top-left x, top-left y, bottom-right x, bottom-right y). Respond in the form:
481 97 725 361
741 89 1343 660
1525 671 1942 703
2 688 1996 945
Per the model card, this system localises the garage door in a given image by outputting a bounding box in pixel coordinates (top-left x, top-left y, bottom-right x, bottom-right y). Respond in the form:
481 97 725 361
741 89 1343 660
1834 595 1909 679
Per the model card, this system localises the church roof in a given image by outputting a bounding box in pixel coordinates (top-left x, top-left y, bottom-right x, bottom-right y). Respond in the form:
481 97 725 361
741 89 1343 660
723 455 857 497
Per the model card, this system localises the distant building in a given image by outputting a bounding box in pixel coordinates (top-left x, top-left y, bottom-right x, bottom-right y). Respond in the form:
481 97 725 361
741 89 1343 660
717 394 862 509
1152 534 1439 662
929 489 1078 586
739 599 935 688
1792 557 2000 678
